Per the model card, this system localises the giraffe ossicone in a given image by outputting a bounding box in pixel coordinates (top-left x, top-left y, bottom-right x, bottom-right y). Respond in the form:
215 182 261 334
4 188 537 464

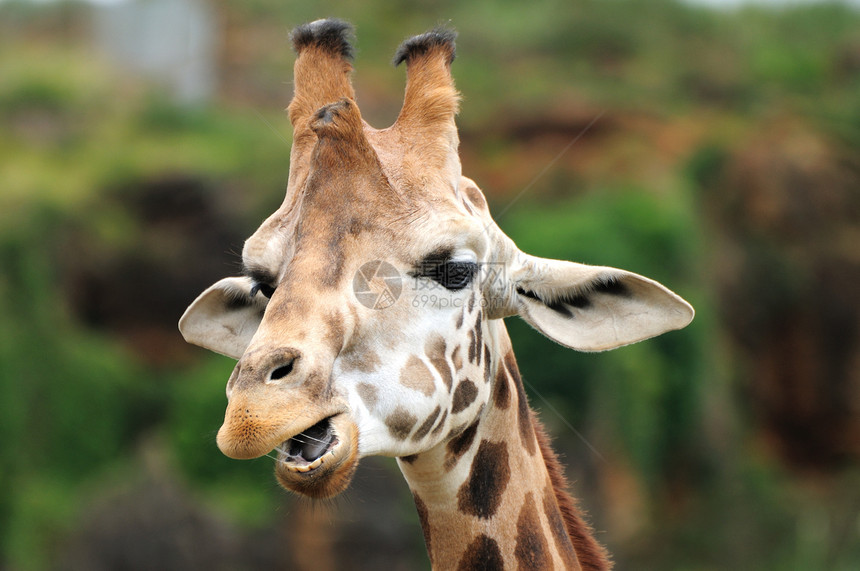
179 19 693 569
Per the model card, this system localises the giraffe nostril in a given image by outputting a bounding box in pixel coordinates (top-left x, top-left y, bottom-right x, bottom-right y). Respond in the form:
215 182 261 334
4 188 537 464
270 359 295 381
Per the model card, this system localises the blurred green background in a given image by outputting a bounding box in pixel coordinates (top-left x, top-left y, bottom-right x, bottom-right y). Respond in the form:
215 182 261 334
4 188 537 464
1 0 859 569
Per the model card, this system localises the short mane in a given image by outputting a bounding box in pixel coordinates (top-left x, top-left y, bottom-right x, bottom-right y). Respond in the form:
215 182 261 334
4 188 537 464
532 411 613 570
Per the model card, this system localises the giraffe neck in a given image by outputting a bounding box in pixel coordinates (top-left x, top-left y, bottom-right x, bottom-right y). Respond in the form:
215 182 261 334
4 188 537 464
397 321 611 570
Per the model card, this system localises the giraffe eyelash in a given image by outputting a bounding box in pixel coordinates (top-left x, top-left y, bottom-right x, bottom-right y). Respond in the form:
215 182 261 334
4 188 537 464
250 282 276 299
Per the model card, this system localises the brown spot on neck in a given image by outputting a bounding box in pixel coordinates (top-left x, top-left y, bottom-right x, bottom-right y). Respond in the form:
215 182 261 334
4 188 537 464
412 492 433 565
544 480 581 569
482 346 492 383
515 492 554 569
444 417 479 470
506 351 537 455
493 361 511 409
456 439 510 519
456 534 503 571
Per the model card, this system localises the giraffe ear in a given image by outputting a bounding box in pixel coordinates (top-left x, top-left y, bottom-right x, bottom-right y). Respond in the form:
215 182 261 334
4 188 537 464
179 277 267 359
512 256 694 352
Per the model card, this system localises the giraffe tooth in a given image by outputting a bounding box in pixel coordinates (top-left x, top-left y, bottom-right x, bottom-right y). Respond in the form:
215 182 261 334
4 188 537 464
282 452 330 473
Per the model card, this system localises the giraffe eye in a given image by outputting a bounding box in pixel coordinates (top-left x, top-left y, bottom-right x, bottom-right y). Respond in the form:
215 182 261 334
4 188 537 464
250 282 276 299
418 259 477 291
243 265 278 300
439 261 477 290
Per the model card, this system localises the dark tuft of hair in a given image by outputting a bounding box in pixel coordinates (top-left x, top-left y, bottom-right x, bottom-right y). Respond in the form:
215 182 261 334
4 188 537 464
393 26 457 67
290 18 354 60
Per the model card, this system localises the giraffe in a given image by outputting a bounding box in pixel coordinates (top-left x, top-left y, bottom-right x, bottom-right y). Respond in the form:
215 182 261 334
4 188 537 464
179 19 693 569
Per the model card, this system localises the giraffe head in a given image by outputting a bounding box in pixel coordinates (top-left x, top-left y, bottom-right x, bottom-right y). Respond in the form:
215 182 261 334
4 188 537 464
179 20 693 499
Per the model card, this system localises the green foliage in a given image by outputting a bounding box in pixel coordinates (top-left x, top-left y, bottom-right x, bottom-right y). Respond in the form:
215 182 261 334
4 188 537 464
0 46 289 571
0 206 280 569
0 213 139 568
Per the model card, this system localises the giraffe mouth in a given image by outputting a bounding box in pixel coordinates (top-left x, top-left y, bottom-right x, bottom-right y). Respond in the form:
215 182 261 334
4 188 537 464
273 413 359 499
277 416 339 472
